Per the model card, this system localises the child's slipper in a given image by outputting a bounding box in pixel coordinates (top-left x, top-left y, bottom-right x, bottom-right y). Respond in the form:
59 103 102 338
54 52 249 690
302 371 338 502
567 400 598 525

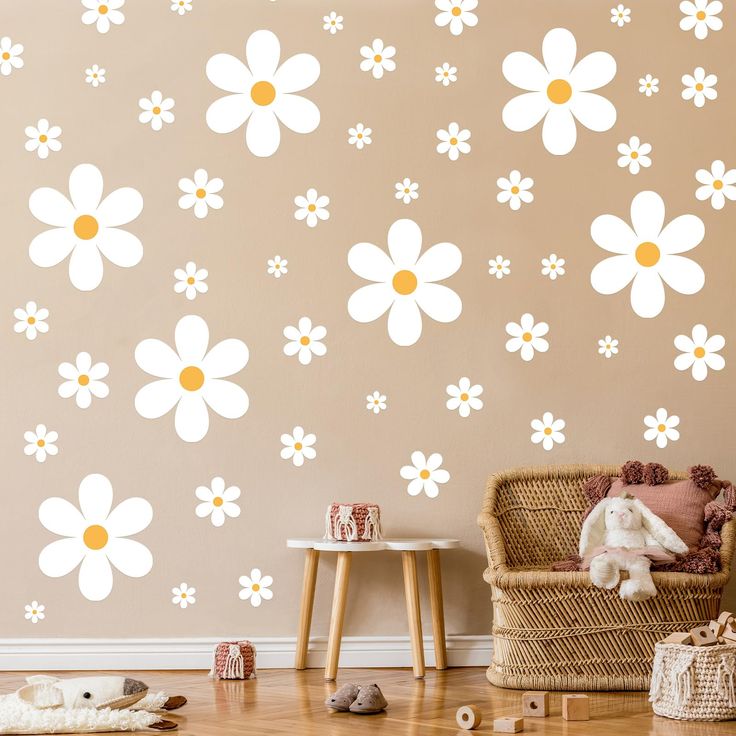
162 696 187 710
348 684 388 714
325 683 361 711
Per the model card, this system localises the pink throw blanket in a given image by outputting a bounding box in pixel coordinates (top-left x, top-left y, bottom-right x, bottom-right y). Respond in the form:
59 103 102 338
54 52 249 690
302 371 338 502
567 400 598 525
581 545 677 570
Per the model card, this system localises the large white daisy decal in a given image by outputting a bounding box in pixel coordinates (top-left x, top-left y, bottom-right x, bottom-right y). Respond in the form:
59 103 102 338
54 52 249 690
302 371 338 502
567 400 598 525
134 315 249 443
38 473 153 601
206 29 320 158
502 28 616 156
347 219 462 347
28 164 143 291
590 191 705 318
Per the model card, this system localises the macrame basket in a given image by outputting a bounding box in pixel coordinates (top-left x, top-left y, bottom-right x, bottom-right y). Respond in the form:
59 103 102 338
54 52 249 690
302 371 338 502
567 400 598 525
649 641 736 721
324 502 382 542
208 641 256 680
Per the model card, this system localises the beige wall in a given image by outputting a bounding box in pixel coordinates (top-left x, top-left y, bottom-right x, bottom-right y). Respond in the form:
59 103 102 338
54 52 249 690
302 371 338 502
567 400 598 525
1 0 734 640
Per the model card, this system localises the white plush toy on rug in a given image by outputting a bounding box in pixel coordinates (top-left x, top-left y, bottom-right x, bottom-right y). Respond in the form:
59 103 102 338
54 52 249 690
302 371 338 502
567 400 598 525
579 492 689 601
0 675 186 733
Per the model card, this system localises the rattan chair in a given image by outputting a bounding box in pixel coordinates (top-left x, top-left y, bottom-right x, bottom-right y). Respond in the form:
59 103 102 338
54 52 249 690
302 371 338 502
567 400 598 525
478 465 736 691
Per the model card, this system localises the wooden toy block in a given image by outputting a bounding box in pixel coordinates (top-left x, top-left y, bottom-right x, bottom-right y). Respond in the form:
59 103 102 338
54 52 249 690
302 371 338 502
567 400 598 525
660 632 692 645
562 694 589 721
722 624 736 643
493 716 524 733
690 625 718 646
716 611 734 628
456 704 482 730
522 691 549 717
709 619 725 637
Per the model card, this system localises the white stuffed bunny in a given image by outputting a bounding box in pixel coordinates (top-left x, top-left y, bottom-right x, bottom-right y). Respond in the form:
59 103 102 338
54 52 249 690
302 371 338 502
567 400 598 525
579 492 688 601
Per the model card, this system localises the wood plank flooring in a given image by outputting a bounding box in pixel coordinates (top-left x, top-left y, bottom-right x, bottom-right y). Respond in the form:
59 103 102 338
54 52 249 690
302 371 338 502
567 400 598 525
0 668 733 735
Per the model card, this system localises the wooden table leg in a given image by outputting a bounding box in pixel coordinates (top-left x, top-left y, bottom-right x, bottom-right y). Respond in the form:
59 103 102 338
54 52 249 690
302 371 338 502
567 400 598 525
325 551 352 681
401 550 425 679
295 548 320 670
427 549 447 670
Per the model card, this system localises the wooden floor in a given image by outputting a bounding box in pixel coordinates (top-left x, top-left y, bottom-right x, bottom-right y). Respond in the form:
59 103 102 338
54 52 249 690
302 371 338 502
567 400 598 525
1 668 733 734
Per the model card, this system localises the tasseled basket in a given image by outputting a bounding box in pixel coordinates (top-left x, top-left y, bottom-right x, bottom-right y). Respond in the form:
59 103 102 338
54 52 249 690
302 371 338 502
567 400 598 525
649 641 736 720
324 502 382 542
208 641 256 680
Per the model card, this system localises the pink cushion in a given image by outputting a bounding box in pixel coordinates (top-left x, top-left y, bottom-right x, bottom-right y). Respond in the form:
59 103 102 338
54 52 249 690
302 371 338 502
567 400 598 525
608 478 719 551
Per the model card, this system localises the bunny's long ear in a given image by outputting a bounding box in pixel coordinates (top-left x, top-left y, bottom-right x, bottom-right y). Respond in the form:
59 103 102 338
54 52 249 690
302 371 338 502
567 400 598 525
632 498 689 554
16 682 64 708
579 499 610 558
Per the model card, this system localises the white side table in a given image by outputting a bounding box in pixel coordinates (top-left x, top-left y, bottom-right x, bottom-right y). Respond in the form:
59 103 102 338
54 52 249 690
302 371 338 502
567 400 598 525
287 538 460 681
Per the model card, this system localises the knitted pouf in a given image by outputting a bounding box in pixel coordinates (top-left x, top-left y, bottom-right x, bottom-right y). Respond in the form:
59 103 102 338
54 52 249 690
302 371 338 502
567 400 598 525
324 502 382 542
209 641 256 680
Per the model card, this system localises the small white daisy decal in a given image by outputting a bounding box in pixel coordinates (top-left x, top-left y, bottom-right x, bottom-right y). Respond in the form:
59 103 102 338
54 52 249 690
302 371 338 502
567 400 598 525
505 313 549 361
323 11 343 34
400 451 450 498
446 377 483 417
0 36 24 76
617 136 652 175
81 0 125 34
171 0 192 14
138 90 175 131
541 254 565 280
695 160 736 209
680 1 722 40
674 324 724 381
85 64 105 86
239 568 273 607
195 476 241 527
489 256 511 279
531 412 566 451
25 119 62 159
639 74 659 96
434 0 478 36
436 122 471 161
682 66 717 108
610 4 631 26
14 301 49 340
294 188 329 227
174 261 208 300
280 426 316 466
435 62 457 86
58 352 109 409
395 178 419 204
366 391 387 414
178 169 223 219
348 123 372 149
268 255 288 278
24 601 45 624
24 424 58 463
598 335 619 358
283 317 327 365
497 170 533 210
644 408 680 448
360 39 396 79
172 583 196 609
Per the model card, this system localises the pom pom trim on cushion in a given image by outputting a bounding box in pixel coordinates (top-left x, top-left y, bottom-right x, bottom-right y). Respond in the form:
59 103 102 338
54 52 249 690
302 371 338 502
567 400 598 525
689 464 716 490
621 460 644 485
642 462 669 486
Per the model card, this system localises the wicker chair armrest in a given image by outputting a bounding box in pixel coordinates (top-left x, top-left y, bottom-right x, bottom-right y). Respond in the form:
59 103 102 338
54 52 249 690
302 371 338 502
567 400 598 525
719 517 735 576
477 510 509 573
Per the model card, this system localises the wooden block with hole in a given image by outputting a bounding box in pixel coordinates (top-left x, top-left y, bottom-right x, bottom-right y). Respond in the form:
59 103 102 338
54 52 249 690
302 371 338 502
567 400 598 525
493 716 524 733
690 625 718 646
562 694 589 721
710 619 726 637
522 691 549 717
455 705 482 730
660 632 692 645
717 611 734 628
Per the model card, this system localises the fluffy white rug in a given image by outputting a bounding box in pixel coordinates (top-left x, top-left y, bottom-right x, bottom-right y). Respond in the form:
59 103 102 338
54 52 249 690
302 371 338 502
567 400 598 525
0 691 168 733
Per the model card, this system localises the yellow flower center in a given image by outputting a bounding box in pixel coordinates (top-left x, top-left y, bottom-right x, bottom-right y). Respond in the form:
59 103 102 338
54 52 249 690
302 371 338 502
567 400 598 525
180 1 184 4
32 609 38 615
251 80 276 106
544 427 552 435
451 6 462 15
181 592 187 598
695 83 704 91
550 263 557 269
275 263 281 269
374 399 379 405
547 79 572 104
374 54 382 63
646 82 651 88
83 524 108 550
510 185 519 195
694 346 706 358
294 442 303 451
179 366 205 391
195 188 207 199
300 336 310 346
420 469 431 479
522 332 533 342
307 203 316 212
606 344 611 350
152 106 161 115
497 264 502 270
78 374 90 386
392 269 418 295
93 73 98 78
449 136 458 145
635 241 660 267
187 276 195 284
404 187 410 193
696 10 706 20
213 497 224 507
460 392 469 401
1 52 9 60
27 316 36 325
73 214 99 240
357 133 363 139
331 20 335 25
658 423 666 432
99 4 108 14
713 179 723 190
444 71 449 76
37 438 45 447
630 151 638 159
39 134 48 143
251 583 260 592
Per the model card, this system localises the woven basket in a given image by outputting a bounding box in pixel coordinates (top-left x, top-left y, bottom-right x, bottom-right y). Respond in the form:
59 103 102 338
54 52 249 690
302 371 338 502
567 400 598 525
649 642 736 720
477 465 736 691
208 641 256 680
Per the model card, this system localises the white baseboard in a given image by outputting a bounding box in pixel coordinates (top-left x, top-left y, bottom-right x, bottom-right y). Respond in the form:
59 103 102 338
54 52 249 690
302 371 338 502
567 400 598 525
0 636 492 671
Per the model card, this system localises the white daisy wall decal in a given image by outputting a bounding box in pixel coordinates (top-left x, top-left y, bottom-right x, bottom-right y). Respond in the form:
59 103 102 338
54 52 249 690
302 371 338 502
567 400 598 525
294 188 329 227
85 64 105 86
58 352 109 408
395 178 419 204
541 253 565 279
0 36 23 76
502 28 616 155
206 29 320 158
24 424 59 463
435 63 457 86
280 426 316 466
497 170 533 210
178 169 223 219
590 190 705 318
81 0 125 34
436 122 471 161
531 412 566 450
267 255 288 277
14 301 49 340
446 377 483 417
610 4 631 27
25 119 62 159
171 0 192 14
366 391 387 413
639 74 659 96
239 568 273 607
489 256 511 279
28 163 143 291
674 324 725 381
24 601 45 624
138 90 175 131
348 123 372 149
598 335 619 358
695 160 736 209
680 1 722 39
323 11 343 34
38 473 153 601
283 317 327 365
617 136 652 175
172 583 196 608
643 408 680 448
360 39 396 79
400 451 450 499
347 218 462 347
505 313 549 361
434 0 478 36
682 67 717 107
174 261 208 300
195 476 241 527
134 315 249 443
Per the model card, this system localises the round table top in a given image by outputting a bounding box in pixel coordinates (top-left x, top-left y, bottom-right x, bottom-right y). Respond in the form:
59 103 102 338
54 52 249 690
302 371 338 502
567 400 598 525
286 538 460 552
